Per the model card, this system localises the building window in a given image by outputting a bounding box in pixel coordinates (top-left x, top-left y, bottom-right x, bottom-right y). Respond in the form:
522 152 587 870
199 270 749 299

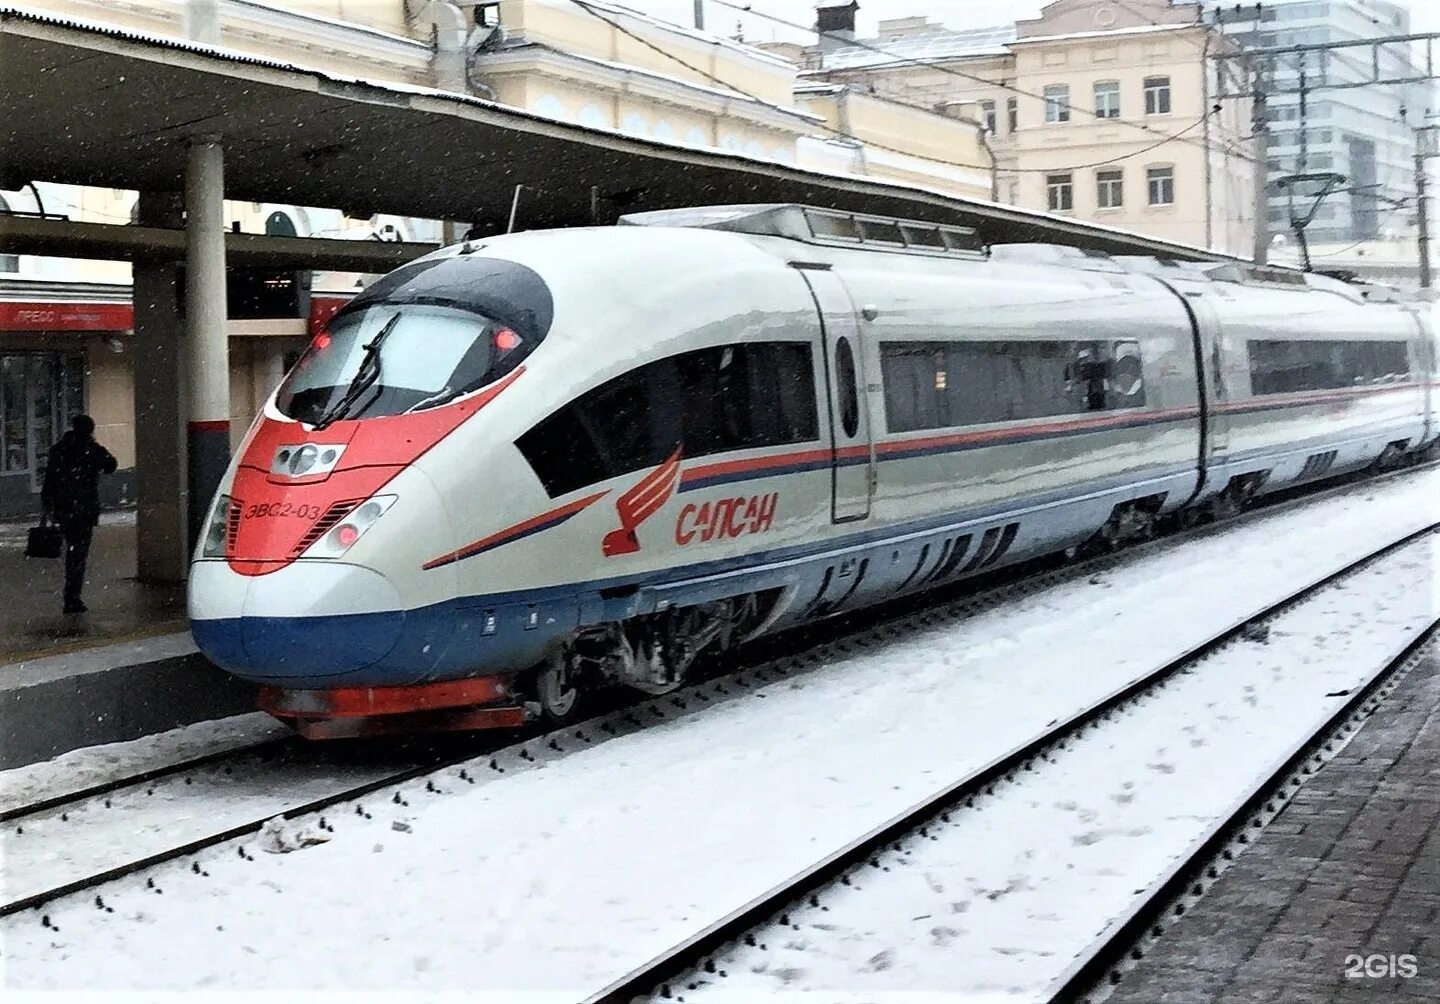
979 99 997 134
1044 85 1070 124
1094 80 1121 118
1147 166 1175 206
1047 173 1074 212
1096 169 1124 209
1144 76 1172 115
1007 96 1018 132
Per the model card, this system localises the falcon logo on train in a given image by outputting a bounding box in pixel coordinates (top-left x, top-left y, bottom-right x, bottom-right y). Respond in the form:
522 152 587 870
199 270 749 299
186 204 1440 739
602 447 683 557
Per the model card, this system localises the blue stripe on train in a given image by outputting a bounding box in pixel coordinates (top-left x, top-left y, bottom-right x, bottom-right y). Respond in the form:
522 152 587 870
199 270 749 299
194 461 1198 688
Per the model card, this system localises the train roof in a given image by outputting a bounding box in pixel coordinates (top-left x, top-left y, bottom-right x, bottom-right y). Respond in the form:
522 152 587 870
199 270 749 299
619 203 1419 307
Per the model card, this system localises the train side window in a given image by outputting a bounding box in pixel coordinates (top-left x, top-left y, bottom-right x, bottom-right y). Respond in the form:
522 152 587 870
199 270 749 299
880 341 948 432
517 341 820 497
1248 339 1411 395
1107 340 1146 408
881 338 1145 432
835 337 860 438
514 404 610 497
749 342 820 444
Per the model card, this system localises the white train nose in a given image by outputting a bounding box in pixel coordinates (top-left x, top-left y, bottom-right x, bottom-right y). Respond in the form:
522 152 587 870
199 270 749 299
190 561 406 681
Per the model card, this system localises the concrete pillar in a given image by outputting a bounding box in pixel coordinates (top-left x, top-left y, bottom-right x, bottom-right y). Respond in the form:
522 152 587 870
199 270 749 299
184 135 230 549
133 192 189 583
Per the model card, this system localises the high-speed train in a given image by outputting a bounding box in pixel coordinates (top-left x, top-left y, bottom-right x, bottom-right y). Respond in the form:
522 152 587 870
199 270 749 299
188 204 1438 737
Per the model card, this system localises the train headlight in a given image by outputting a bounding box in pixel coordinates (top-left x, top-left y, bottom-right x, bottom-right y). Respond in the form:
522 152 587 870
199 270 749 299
302 495 398 558
200 495 233 559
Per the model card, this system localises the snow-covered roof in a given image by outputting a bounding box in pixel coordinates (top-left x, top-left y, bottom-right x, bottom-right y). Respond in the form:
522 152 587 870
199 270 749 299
1015 22 1203 46
818 23 1017 70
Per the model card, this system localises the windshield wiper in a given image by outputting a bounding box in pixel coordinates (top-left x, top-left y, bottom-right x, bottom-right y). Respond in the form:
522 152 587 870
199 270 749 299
312 313 401 430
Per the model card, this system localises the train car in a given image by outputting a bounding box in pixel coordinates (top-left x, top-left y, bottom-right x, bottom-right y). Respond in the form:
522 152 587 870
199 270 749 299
187 204 1437 737
1115 255 1433 509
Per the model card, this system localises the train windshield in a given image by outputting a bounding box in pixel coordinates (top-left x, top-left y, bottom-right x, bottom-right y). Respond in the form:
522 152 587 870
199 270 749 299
275 303 525 426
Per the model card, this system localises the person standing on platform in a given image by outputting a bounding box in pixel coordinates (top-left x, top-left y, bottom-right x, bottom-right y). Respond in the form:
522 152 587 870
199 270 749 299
41 415 118 614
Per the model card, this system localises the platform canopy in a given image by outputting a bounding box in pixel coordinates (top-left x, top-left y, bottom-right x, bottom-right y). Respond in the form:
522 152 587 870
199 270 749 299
0 5 1234 261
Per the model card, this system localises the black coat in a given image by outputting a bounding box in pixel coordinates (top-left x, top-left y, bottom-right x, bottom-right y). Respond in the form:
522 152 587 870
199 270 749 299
41 431 118 527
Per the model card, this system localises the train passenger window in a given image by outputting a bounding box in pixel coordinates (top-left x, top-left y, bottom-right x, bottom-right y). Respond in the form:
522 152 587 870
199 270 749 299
1108 340 1147 408
1248 339 1411 396
879 338 1147 433
517 341 819 497
835 338 860 438
879 342 950 432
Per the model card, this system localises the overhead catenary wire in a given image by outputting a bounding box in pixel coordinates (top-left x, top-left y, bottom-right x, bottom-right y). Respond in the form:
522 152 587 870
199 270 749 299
565 0 1222 177
701 0 1262 168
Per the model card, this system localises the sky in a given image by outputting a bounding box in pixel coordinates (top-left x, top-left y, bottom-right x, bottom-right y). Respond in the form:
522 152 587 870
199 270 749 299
622 0 1440 44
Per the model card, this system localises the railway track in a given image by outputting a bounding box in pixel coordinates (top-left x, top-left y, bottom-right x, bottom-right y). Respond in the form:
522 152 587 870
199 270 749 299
2 464 1432 926
582 523 1439 1003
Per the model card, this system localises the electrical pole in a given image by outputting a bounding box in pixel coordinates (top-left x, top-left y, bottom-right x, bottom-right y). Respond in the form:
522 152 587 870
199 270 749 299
1416 125 1436 288
693 0 704 30
1252 62 1270 264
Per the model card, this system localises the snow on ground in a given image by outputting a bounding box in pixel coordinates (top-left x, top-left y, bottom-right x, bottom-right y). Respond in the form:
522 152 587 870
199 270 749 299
0 713 284 816
1 470 1436 998
693 533 1439 1002
1 740 406 910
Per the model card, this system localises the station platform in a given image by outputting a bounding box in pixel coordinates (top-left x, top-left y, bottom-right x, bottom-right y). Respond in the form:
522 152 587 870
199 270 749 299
0 512 255 769
0 510 183 662
1107 645 1440 1003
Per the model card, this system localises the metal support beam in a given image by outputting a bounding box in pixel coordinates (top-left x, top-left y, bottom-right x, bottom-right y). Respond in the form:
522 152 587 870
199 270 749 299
184 135 229 550
1213 32 1440 99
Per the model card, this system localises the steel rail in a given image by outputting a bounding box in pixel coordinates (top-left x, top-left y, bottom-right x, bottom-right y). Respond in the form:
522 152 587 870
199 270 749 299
1047 612 1440 1002
2 463 1432 924
0 749 475 918
584 523 1440 1004
0 736 297 825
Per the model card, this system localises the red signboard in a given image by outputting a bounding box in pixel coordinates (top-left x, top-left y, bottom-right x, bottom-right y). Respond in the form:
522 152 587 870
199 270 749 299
0 301 134 332
308 295 352 335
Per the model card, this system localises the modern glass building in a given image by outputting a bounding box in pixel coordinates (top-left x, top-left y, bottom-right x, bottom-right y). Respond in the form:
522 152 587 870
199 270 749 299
1213 0 1428 244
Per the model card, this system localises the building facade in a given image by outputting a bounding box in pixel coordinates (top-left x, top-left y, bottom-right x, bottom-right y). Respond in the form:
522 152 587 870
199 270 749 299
1212 0 1427 245
805 0 1256 255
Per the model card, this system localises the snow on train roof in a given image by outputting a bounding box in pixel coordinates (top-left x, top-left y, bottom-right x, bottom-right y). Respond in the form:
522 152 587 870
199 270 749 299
619 204 986 257
620 204 1415 303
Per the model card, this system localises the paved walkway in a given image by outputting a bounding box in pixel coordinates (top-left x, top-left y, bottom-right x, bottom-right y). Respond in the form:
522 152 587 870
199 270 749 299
0 512 184 664
1106 647 1440 1003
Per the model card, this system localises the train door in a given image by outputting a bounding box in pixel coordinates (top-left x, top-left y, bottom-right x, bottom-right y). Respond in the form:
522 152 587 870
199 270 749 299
1157 279 1229 490
795 265 874 523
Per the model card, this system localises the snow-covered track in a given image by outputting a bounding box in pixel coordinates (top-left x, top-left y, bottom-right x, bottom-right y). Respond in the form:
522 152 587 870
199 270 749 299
0 736 296 826
586 523 1440 1004
1050 605 1439 1004
3 466 1430 931
0 743 477 919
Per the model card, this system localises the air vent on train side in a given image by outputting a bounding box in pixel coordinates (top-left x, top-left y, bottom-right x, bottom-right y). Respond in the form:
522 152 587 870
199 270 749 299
618 204 986 258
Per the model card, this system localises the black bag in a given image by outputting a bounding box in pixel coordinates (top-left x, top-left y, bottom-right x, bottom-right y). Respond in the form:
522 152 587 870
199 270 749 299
25 517 62 560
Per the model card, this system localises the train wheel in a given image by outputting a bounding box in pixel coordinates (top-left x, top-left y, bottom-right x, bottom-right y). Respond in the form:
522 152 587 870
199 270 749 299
535 648 581 723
